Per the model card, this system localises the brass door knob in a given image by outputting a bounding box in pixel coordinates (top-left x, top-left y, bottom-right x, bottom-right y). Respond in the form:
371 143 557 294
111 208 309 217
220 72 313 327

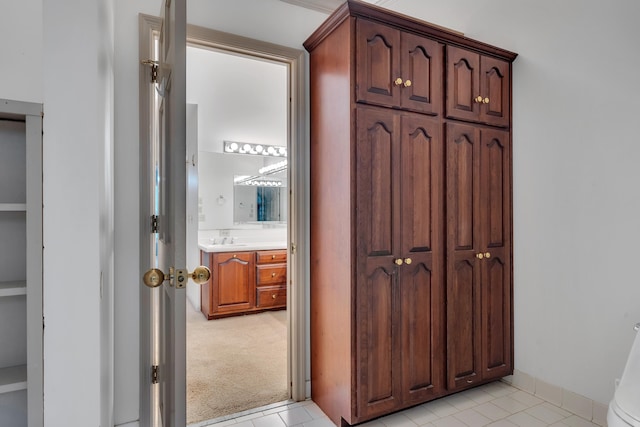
142 266 211 288
191 266 211 285
394 258 404 266
403 79 412 87
483 97 490 104
143 268 166 288
404 258 412 265
475 253 484 259
484 252 491 258
394 77 403 86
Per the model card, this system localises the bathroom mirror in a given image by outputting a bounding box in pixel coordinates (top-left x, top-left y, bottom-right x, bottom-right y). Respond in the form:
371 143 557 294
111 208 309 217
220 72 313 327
233 179 287 223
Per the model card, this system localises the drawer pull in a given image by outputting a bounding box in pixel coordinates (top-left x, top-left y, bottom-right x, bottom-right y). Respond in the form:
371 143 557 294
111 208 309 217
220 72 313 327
272 255 276 259
272 294 277 299
272 272 276 277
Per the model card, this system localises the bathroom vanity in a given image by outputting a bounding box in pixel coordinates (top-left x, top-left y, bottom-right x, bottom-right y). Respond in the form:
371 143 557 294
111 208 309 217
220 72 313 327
199 243 287 320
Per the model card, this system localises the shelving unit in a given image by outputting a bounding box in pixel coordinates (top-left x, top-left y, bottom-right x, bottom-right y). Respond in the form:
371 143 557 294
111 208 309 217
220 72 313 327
0 98 43 427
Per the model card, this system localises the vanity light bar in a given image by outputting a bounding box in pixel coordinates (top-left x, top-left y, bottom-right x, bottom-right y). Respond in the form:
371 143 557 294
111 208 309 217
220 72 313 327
224 140 287 157
258 159 288 175
234 175 284 187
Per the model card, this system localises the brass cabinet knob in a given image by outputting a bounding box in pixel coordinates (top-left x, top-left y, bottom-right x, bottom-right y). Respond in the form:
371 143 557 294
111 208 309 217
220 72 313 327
404 258 412 265
272 294 277 299
143 268 166 288
403 79 412 87
272 272 277 277
394 258 404 266
483 97 490 104
394 77 403 86
475 95 483 103
272 255 276 259
475 253 484 259
484 252 491 258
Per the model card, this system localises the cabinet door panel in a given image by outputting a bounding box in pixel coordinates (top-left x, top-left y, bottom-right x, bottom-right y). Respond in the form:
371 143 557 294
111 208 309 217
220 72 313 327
400 262 444 403
446 123 482 390
480 56 510 127
482 130 509 248
213 253 254 313
356 19 401 108
447 259 481 388
480 128 512 379
401 34 442 115
446 46 480 123
357 107 399 258
357 266 400 418
483 256 510 374
400 114 441 254
446 123 479 251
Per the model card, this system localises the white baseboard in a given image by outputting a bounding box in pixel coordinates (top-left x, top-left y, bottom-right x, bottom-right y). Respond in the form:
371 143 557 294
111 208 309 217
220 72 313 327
503 370 609 426
115 421 139 427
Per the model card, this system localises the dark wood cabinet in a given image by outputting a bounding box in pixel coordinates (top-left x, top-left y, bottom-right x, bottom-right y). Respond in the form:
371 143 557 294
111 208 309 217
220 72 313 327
201 251 255 319
445 123 512 390
305 1 516 425
355 106 444 420
356 19 442 115
200 249 287 319
446 46 510 127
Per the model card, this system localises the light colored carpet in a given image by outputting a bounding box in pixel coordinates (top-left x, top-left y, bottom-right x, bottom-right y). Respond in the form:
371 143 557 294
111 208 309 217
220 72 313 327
186 305 288 425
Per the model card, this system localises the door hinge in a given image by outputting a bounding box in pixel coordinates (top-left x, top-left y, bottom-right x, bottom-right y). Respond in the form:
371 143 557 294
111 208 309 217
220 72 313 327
151 215 159 234
141 59 159 83
151 365 159 384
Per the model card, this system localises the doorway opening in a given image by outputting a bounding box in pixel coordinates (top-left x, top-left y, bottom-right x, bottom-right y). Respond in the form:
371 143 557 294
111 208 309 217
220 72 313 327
185 43 290 425
139 15 308 427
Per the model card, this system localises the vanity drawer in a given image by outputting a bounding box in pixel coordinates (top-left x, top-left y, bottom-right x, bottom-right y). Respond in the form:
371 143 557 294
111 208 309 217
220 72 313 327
256 264 287 286
256 249 287 264
256 286 287 308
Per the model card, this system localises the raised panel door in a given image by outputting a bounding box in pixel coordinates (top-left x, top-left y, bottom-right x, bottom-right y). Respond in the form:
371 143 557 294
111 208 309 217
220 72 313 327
479 129 512 379
445 122 482 390
212 252 255 315
480 57 510 127
399 113 445 403
356 19 401 109
356 106 401 419
400 34 443 115
446 46 480 124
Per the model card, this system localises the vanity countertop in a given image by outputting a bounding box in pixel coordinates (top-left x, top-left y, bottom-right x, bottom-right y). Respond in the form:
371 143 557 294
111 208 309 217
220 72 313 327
198 241 287 253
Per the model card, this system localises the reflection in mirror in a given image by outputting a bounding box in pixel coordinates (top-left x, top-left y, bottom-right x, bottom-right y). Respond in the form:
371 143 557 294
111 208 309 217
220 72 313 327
198 152 287 230
234 179 287 223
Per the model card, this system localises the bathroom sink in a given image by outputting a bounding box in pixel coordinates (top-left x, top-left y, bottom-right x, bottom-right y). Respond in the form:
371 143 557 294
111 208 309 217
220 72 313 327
199 241 286 253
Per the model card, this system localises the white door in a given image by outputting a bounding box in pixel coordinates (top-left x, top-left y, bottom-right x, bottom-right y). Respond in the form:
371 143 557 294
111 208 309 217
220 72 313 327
141 1 209 425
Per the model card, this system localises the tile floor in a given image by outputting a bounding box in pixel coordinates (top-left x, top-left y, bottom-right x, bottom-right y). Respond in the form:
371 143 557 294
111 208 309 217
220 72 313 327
192 381 605 427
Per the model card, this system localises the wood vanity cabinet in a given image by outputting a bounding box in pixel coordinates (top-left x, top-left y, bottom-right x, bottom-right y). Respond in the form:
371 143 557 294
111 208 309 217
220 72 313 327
305 1 516 425
255 249 287 310
200 249 287 319
201 251 255 319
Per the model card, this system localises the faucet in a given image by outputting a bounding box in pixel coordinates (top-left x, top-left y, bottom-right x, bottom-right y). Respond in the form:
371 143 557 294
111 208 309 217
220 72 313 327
221 237 228 245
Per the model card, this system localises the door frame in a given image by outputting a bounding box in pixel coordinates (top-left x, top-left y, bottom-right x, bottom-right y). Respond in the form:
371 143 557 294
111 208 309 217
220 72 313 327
139 14 308 426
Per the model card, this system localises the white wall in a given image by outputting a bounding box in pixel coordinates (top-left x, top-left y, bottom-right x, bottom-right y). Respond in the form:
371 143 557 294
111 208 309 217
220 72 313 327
42 0 115 426
0 2 43 103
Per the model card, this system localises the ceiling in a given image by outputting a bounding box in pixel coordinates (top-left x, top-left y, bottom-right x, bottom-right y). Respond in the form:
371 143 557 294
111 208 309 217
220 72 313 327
280 0 397 13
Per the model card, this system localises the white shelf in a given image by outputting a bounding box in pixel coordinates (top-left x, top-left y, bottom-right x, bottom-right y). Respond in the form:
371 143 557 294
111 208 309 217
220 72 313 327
0 204 27 212
0 365 27 394
0 281 27 297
